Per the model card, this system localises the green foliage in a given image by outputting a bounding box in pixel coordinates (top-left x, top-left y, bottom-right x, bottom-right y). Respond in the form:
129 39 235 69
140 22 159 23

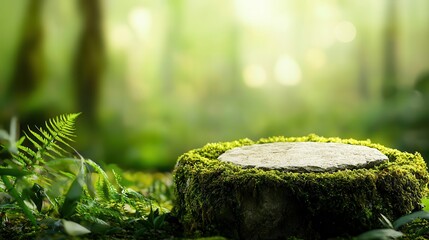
1 174 37 225
133 206 168 238
354 229 404 240
15 113 80 166
0 114 84 227
355 210 429 239
0 114 176 239
60 169 85 219
393 211 429 229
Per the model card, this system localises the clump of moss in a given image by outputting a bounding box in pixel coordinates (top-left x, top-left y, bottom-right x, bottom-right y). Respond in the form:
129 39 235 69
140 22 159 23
173 134 429 239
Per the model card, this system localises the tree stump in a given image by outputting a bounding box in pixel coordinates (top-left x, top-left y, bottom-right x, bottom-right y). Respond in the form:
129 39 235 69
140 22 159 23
173 135 429 239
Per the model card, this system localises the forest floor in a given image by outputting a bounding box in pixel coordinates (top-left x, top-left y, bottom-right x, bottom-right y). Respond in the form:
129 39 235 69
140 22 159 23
0 171 228 240
1 170 429 240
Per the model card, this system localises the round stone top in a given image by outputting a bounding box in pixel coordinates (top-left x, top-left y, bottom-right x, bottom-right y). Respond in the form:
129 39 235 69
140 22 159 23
217 142 389 172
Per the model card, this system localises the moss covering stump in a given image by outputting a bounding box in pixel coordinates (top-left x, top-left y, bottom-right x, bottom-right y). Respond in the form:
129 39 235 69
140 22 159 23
173 135 429 239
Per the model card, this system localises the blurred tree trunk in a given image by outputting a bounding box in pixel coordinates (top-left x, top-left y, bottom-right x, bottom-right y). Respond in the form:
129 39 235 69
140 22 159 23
358 44 369 100
160 0 183 93
382 0 398 100
6 0 46 127
73 0 105 125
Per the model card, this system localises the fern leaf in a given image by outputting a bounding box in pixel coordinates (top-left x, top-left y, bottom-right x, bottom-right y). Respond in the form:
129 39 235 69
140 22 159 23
45 120 75 147
16 146 37 165
24 130 44 152
46 142 66 157
100 178 111 200
43 152 57 161
85 159 118 200
112 170 124 192
45 139 69 155
18 113 80 165
37 127 51 143
11 153 29 166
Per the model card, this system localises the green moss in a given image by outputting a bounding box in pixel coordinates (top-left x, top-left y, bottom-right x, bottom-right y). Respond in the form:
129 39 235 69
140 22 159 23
400 218 429 239
173 134 429 239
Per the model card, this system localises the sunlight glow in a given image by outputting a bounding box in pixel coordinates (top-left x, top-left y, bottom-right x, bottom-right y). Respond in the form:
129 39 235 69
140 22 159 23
109 24 132 50
128 8 152 39
275 55 302 86
306 48 326 69
334 21 356 43
313 27 336 48
234 0 273 26
243 64 267 88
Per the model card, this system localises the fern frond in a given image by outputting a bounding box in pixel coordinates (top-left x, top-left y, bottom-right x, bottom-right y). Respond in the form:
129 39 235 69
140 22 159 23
85 159 118 200
24 129 45 151
112 170 124 192
18 113 80 166
14 146 35 165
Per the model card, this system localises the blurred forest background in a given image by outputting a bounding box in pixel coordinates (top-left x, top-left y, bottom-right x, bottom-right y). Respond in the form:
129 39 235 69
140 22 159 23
1 0 429 171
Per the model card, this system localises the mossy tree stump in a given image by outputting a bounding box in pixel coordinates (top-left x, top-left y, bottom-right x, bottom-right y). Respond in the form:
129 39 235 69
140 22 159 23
173 135 429 239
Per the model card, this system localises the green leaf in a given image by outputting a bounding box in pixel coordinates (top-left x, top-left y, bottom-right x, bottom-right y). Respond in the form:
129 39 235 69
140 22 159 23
0 130 9 141
154 214 166 229
8 117 19 153
62 219 91 236
60 175 84 218
85 159 117 199
30 183 46 212
379 214 394 229
84 217 111 234
18 113 80 165
148 206 155 223
25 129 44 151
355 229 404 240
1 175 37 225
0 167 31 177
393 210 429 229
101 178 111 200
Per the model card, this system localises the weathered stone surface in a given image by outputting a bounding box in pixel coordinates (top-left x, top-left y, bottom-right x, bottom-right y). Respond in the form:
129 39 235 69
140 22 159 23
218 142 388 172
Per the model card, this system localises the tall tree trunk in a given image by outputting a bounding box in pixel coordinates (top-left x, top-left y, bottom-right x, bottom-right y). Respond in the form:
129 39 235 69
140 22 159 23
74 0 104 125
9 0 45 107
6 0 45 127
382 0 398 100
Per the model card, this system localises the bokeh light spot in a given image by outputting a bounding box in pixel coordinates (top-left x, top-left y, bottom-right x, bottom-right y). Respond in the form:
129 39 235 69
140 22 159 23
234 0 273 26
128 8 152 39
334 21 356 43
243 64 267 88
306 48 326 69
109 24 132 50
275 55 302 86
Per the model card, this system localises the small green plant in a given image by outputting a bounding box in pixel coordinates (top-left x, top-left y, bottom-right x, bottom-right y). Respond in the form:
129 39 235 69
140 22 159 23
134 206 167 236
355 210 429 239
0 114 174 239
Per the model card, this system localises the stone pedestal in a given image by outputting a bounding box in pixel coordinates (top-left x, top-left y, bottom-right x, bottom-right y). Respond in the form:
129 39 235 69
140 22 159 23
216 142 388 239
218 142 388 172
173 136 429 239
